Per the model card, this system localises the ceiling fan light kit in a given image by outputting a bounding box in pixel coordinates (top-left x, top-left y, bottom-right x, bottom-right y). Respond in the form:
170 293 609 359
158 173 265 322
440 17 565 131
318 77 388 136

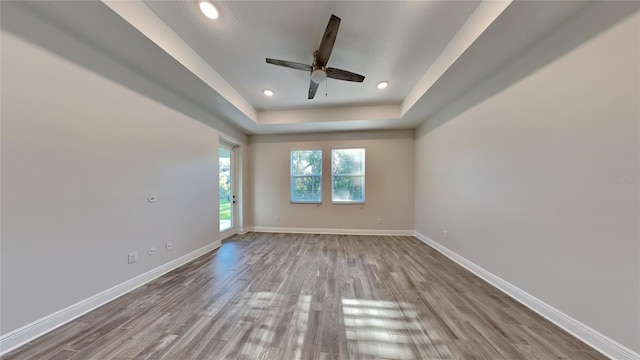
266 14 366 99
311 69 327 83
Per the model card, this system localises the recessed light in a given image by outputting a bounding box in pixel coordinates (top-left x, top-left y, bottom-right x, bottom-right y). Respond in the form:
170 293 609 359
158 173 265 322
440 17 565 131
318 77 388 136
377 81 388 90
198 0 219 20
263 89 274 97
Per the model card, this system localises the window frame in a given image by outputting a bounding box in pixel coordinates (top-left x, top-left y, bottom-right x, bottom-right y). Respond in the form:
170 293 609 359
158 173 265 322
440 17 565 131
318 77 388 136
331 147 366 204
290 148 323 204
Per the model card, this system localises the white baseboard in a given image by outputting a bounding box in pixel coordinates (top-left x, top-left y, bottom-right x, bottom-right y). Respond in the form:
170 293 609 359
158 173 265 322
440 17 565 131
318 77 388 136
413 231 639 360
0 240 221 356
237 227 249 235
248 226 414 236
220 228 239 240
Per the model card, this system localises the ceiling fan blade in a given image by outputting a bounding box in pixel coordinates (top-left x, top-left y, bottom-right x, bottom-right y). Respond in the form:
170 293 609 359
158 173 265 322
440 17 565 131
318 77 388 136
308 80 319 99
266 58 312 71
316 15 340 66
326 68 365 82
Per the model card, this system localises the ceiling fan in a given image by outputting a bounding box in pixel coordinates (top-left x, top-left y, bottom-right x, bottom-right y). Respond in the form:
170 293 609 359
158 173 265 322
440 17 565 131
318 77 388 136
266 14 365 99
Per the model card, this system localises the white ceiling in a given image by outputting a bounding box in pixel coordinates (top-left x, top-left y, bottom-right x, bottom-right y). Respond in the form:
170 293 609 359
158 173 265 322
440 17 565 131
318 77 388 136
4 0 627 135
142 1 480 112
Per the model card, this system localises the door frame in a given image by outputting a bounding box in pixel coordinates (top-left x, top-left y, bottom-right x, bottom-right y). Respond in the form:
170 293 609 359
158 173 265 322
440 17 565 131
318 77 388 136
219 139 241 239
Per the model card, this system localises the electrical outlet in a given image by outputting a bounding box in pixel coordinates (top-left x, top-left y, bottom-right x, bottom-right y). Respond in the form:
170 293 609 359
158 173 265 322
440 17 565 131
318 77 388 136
166 241 173 251
275 215 279 222
377 217 382 224
443 230 448 239
148 247 157 255
128 251 138 264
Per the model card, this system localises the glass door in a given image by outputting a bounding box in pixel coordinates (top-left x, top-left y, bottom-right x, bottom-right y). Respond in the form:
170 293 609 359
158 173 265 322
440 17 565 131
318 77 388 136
219 146 233 232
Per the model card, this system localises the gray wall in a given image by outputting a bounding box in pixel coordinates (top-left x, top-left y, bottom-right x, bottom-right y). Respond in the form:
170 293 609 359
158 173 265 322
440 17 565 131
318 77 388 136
249 131 415 232
414 12 639 352
0 30 244 335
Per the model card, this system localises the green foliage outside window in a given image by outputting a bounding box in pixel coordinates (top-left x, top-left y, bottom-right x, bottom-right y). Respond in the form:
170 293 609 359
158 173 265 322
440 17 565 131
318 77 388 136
219 148 232 221
332 149 365 203
291 150 322 203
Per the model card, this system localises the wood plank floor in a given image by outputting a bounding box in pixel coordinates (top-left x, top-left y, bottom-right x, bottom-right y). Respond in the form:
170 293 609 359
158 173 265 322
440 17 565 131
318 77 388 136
2 233 607 360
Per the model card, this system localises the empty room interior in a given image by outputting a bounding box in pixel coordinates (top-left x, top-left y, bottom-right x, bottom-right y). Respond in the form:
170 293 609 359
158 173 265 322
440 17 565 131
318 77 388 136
1 1 639 359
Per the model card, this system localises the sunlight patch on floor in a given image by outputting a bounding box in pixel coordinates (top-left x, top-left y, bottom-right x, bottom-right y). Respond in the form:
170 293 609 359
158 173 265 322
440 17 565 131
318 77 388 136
342 298 416 359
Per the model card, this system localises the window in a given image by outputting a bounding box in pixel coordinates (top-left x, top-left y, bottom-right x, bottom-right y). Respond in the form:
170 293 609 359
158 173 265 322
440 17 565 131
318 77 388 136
332 148 365 203
290 149 322 203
